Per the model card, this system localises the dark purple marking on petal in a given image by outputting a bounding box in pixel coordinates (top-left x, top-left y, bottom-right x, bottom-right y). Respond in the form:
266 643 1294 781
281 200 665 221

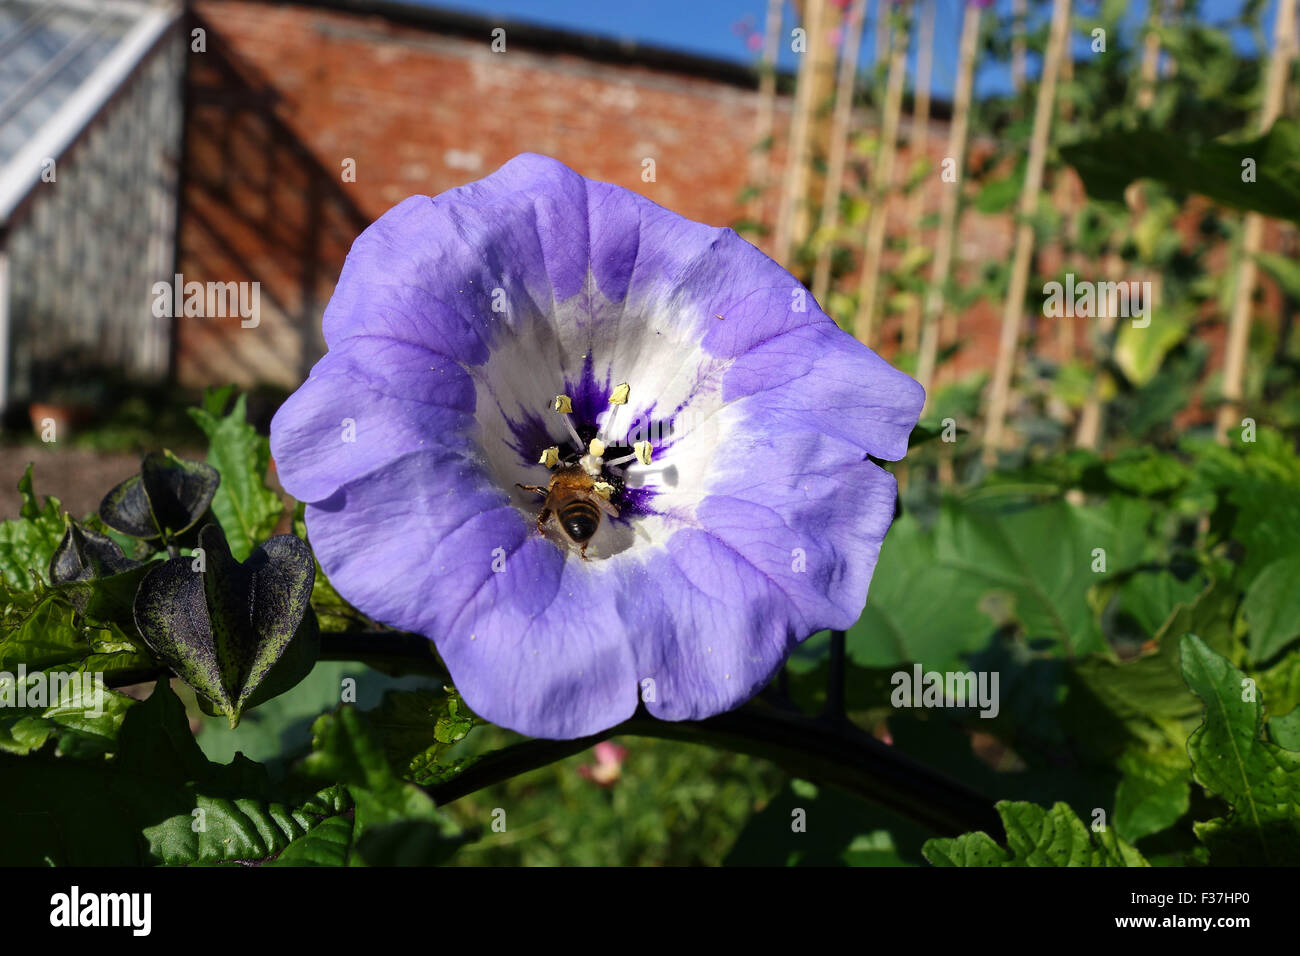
493 352 684 522
503 406 557 467
616 484 659 520
566 353 612 430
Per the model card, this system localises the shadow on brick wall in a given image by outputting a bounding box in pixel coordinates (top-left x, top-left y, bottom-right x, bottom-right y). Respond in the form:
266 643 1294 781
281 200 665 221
176 15 370 389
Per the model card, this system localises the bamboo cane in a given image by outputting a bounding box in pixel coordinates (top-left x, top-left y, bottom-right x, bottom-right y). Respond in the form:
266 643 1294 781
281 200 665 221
874 0 889 69
915 0 983 401
853 0 910 346
747 0 786 230
982 0 1072 466
811 0 869 304
900 0 935 355
1012 0 1027 94
774 0 830 266
1053 48 1076 367
1073 1 1167 451
1215 0 1298 442
799 2 845 247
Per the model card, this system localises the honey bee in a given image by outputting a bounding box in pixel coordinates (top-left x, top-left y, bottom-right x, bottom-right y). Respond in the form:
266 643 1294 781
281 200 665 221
517 465 620 560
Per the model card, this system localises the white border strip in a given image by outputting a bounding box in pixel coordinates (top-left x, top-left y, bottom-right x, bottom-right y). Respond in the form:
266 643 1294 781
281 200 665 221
0 249 9 410
0 4 179 225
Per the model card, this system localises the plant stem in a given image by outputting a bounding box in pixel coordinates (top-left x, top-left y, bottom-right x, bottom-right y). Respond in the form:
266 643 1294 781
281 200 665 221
115 629 1000 838
425 702 1002 839
318 629 448 676
823 628 847 721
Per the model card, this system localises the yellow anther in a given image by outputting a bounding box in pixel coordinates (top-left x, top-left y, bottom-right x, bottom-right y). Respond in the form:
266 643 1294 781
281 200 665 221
633 441 653 466
593 481 614 500
538 446 559 468
553 394 573 414
609 383 630 405
588 438 606 458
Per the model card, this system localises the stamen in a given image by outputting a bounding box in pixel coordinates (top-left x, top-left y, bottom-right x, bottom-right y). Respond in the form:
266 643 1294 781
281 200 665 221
605 441 653 468
538 446 559 468
552 393 584 451
588 438 606 458
600 382 630 444
592 480 614 500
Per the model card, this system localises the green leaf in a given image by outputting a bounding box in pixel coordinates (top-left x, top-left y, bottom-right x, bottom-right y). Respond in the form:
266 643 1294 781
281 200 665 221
300 706 467 865
923 800 1147 867
935 497 1154 657
266 814 355 867
200 384 237 418
907 419 966 448
1270 708 1300 751
1062 119 1300 224
1113 307 1194 388
133 525 318 726
725 778 926 866
363 687 478 785
0 466 64 588
844 513 994 671
1071 581 1239 748
0 592 154 684
1103 449 1191 497
0 684 136 758
974 158 1025 215
188 393 284 561
1180 633 1300 864
0 681 357 866
1116 570 1204 639
1243 554 1300 663
1255 251 1300 301
1113 745 1191 843
1223 478 1300 586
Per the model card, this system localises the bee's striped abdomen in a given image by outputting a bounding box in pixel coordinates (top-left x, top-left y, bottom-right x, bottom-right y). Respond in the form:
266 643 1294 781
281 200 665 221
558 499 601 542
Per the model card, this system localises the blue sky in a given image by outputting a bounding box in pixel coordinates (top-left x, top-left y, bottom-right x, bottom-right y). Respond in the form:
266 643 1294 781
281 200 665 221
414 0 1275 98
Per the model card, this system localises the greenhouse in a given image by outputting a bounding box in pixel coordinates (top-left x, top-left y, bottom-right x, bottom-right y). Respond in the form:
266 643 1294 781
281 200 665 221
0 0 182 412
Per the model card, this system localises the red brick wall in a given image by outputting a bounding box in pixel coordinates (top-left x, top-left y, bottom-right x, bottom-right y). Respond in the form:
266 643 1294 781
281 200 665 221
177 0 1281 425
193 1 769 226
178 0 793 387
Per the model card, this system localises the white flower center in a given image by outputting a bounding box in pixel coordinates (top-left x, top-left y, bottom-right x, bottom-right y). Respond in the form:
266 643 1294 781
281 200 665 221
463 279 733 561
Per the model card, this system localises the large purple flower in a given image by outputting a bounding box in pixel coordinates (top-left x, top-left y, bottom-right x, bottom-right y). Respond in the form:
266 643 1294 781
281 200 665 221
270 154 923 739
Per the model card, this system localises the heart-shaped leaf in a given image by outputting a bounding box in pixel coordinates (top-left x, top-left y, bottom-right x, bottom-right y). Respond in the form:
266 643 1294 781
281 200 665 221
99 451 219 543
133 524 317 727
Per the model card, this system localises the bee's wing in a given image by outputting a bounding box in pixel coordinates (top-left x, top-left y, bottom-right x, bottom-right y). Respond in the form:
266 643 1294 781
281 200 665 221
593 495 620 519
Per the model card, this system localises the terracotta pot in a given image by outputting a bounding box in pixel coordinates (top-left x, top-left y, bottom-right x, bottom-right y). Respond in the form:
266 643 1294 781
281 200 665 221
28 402 94 442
